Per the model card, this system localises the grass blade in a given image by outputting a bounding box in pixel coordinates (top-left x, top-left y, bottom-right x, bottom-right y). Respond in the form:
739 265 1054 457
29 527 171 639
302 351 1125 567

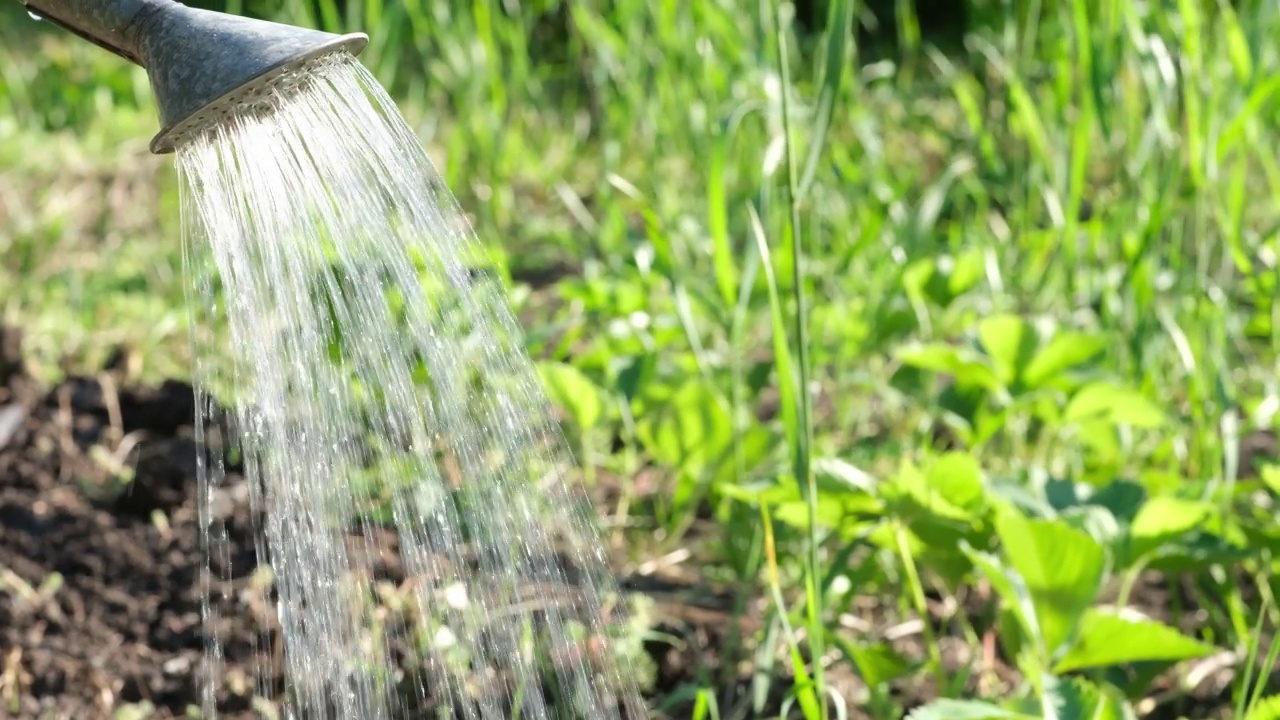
797 0 854 200
748 204 799 450
761 503 822 720
709 124 738 308
770 0 824 715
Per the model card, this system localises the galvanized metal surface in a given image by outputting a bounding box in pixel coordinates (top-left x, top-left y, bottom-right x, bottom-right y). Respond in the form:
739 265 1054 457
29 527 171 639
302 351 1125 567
18 0 368 154
20 0 155 65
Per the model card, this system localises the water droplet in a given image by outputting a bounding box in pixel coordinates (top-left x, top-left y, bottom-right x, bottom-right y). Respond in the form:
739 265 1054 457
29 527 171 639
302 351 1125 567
27 10 42 20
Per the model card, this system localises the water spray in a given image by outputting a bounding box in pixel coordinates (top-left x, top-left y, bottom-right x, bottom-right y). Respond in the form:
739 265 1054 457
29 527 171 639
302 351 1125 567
20 5 645 715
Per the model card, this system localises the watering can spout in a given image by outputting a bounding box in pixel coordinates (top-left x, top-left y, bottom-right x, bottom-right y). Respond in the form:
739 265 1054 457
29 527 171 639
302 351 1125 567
19 0 367 154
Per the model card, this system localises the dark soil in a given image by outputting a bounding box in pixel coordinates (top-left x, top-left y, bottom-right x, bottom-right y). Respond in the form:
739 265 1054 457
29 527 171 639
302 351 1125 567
0 327 240 719
0 325 760 719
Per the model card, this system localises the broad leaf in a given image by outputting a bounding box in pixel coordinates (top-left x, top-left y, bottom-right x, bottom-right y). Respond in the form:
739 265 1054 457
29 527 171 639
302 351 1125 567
1041 674 1133 720
906 699 1037 720
949 247 986 297
995 510 1107 658
829 636 917 687
1075 419 1123 462
894 342 1003 392
636 382 732 475
1244 695 1280 720
1145 531 1254 573
635 381 768 512
978 314 1037 387
887 461 975 523
1023 332 1107 388
537 361 604 430
1261 465 1280 496
615 352 657 402
1126 496 1214 563
1089 480 1147 523
1065 382 1165 428
964 545 1040 649
1060 505 1124 549
927 452 987 514
772 498 850 530
814 456 877 495
1054 610 1217 673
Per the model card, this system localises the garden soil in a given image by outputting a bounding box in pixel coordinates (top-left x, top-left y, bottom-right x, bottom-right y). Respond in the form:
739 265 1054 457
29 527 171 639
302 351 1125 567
0 325 1254 719
0 325 768 719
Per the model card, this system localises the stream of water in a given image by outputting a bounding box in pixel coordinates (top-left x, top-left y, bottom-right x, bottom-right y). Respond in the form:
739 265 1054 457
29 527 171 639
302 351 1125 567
175 51 643 719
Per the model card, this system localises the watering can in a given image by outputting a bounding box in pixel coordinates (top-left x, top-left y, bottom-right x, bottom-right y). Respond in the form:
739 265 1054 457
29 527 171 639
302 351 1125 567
17 0 368 153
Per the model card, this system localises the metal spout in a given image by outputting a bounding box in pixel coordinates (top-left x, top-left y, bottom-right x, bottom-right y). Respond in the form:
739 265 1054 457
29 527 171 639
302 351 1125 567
20 0 368 154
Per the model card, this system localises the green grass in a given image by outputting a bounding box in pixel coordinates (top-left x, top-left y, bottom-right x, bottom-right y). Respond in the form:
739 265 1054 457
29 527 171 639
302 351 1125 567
4 0 1280 717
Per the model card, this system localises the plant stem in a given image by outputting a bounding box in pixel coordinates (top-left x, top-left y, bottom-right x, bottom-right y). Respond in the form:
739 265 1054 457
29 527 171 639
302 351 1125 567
895 521 947 693
772 0 826 713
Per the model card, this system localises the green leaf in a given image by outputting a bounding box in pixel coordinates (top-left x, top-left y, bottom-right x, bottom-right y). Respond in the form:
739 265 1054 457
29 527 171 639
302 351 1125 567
978 314 1036 387
1218 0 1253 82
1023 332 1107 388
1060 505 1124 549
785 640 823 720
1065 383 1165 428
949 248 986 298
906 699 1037 720
1217 75 1280 160
829 635 916 687
927 452 986 514
1145 532 1254 573
748 205 799 455
1041 674 1133 720
707 128 736 308
1007 75 1054 174
1243 695 1280 720
1127 497 1214 562
635 381 732 478
537 361 604 430
995 510 1107 658
894 342 1003 392
1054 610 1217 673
690 688 718 720
1090 480 1147 524
772 498 848 530
886 461 974 523
1040 673 1090 720
1261 465 1280 496
615 352 656 402
797 0 853 200
813 457 877 495
1075 420 1122 461
964 546 1040 649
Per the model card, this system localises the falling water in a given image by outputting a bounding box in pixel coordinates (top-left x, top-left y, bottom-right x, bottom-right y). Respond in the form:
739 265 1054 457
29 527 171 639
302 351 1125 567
176 51 644 719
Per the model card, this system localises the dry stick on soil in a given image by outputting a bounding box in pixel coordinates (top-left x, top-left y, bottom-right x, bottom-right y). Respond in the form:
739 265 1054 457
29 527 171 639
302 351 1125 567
98 371 124 447
99 372 148 473
55 385 77 482
0 647 29 714
91 373 149 479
